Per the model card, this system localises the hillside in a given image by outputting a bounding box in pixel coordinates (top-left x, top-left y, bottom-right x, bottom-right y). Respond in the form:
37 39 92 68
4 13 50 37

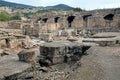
0 0 35 8
45 4 74 10
0 0 74 10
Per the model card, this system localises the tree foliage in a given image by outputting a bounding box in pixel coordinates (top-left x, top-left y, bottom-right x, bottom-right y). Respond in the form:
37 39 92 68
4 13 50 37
0 11 10 21
10 14 21 20
73 8 82 12
23 12 33 18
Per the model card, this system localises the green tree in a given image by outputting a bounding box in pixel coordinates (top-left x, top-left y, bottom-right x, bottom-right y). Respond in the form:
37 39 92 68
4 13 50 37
0 11 10 21
73 8 82 12
24 12 33 18
10 14 21 20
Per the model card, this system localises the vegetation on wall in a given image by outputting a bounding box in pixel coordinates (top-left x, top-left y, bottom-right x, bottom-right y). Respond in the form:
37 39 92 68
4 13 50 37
36 10 49 14
0 11 22 21
23 12 34 18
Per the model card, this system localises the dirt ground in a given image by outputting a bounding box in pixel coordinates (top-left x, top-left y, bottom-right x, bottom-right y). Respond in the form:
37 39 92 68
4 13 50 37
67 46 120 80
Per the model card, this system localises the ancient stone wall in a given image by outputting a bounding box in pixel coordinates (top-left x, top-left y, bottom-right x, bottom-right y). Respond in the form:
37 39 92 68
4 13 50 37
8 21 22 29
36 9 120 30
22 23 40 37
10 8 120 37
39 41 84 66
0 22 8 28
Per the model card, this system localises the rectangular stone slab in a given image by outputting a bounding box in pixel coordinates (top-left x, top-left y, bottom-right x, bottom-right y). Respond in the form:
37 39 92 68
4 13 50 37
0 54 31 79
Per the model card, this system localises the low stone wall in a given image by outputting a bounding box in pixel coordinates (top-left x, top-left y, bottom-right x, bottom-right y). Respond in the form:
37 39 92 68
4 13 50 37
78 27 120 37
97 41 116 46
83 38 118 46
0 22 8 28
0 54 31 80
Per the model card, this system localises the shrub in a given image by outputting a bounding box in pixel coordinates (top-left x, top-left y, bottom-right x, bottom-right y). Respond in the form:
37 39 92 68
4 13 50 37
10 14 21 20
0 11 10 21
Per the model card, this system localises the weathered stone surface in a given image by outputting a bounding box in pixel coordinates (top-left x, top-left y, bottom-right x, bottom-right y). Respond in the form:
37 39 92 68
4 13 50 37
0 49 3 57
92 32 120 38
3 49 13 54
82 32 120 46
17 8 120 37
83 38 117 46
0 54 31 80
36 9 120 29
67 36 78 42
39 67 48 72
77 27 120 38
18 49 35 63
39 41 83 66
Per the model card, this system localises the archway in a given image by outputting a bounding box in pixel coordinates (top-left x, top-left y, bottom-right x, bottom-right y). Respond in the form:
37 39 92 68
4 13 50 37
42 18 48 23
104 14 114 27
83 14 92 27
54 17 60 23
67 16 76 28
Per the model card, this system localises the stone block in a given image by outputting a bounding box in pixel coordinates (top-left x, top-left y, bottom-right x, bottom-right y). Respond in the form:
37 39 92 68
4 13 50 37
39 41 83 66
52 55 64 64
18 49 35 63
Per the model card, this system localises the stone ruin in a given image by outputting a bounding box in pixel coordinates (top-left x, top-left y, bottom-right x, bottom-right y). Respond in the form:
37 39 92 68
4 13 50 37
39 41 83 66
0 8 120 80
6 8 120 39
36 9 120 29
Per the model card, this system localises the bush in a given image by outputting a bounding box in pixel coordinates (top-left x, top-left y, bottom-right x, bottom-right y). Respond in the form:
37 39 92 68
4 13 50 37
73 8 82 12
10 14 21 20
0 11 10 21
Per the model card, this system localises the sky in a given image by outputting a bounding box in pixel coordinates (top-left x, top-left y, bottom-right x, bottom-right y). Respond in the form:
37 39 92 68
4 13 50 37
5 0 120 10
